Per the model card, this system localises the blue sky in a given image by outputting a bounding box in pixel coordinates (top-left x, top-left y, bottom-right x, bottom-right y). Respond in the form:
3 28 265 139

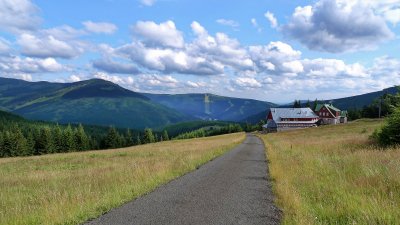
0 0 399 102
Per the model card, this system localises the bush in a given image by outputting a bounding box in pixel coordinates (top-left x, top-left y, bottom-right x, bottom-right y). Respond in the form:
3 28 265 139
373 107 400 146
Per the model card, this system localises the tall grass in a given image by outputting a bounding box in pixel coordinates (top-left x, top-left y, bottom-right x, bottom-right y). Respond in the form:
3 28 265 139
258 119 400 224
0 133 245 225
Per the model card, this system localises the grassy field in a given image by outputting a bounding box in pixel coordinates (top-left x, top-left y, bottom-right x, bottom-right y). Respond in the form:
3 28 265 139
258 119 400 224
0 132 245 225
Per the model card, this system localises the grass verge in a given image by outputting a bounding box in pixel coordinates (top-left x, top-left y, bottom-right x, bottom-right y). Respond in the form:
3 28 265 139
258 119 400 224
0 132 245 225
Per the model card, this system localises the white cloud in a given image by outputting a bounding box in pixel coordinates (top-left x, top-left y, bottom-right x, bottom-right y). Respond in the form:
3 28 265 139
140 0 156 6
249 41 302 75
0 0 41 32
264 11 278 28
232 77 262 89
0 56 64 74
251 18 262 32
132 20 184 48
93 72 133 85
117 41 224 75
216 19 240 29
17 33 84 58
83 21 117 34
69 75 82 82
0 37 11 55
282 0 395 53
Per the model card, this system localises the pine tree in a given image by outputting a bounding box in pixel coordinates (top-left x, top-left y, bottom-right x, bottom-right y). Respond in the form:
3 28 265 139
162 130 169 141
136 134 142 145
143 128 155 144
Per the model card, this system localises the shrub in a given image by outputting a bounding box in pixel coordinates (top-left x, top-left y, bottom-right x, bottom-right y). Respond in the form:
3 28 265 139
373 107 400 146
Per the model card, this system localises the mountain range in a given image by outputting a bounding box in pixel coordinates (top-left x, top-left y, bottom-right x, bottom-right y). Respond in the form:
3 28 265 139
0 77 397 129
0 77 275 129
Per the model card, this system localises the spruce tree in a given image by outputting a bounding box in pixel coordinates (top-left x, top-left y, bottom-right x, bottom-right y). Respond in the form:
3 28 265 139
104 126 120 148
74 124 89 151
12 126 28 156
63 125 75 152
36 127 54 154
162 130 169 141
0 132 4 157
53 124 63 153
313 99 318 111
306 100 311 108
143 128 155 144
125 129 134 146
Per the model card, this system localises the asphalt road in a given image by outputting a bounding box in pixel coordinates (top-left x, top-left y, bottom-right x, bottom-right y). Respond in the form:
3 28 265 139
85 133 281 225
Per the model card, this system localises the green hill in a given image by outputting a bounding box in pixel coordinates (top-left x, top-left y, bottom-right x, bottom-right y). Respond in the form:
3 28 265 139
144 93 277 122
0 77 192 129
321 86 399 110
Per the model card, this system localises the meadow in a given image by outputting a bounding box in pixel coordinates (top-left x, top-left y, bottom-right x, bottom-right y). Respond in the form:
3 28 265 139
0 132 245 225
259 119 400 224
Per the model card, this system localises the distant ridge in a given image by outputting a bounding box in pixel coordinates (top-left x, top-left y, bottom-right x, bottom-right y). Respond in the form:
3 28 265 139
0 77 192 129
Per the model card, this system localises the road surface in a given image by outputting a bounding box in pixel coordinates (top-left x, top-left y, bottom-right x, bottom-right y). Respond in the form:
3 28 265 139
85 133 281 225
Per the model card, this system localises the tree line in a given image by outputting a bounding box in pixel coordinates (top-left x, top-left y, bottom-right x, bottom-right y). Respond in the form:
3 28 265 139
0 111 252 158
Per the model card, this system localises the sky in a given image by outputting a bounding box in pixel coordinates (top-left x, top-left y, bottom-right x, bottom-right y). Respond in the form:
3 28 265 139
0 0 399 103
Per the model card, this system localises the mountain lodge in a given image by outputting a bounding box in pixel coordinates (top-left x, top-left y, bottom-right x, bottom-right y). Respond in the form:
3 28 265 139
315 103 348 124
263 104 348 133
263 108 319 132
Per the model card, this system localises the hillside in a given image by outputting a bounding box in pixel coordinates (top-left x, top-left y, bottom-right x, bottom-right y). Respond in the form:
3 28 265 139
243 86 400 123
321 86 399 110
0 77 192 129
144 93 277 122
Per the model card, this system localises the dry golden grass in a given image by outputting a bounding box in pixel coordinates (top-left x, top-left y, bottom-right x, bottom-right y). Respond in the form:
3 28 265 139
258 119 400 225
0 133 245 225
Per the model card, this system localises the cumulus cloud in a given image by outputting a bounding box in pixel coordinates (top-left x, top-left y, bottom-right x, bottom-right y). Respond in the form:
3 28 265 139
93 72 134 85
69 74 82 82
92 58 140 74
132 20 184 48
282 0 395 53
0 56 64 74
83 21 117 34
302 58 368 78
231 77 262 89
0 0 41 32
249 41 302 75
340 0 400 25
264 11 278 28
117 41 224 75
17 33 84 58
0 37 11 55
190 22 253 70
